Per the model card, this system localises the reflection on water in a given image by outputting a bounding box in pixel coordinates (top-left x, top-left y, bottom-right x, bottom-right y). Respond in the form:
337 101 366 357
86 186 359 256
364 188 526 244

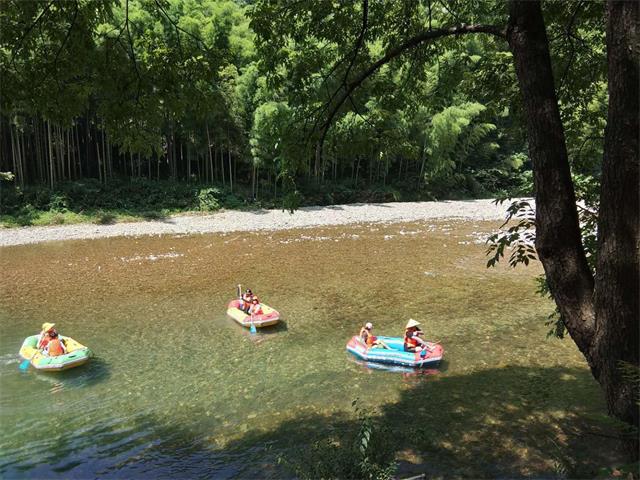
0 220 619 477
348 356 443 377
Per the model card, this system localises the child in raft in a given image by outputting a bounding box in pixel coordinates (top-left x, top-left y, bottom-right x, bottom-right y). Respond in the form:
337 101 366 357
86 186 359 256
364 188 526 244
240 288 258 313
359 322 389 349
248 297 263 316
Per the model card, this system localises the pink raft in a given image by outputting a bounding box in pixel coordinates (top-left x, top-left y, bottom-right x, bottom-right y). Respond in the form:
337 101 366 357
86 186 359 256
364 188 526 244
226 299 280 328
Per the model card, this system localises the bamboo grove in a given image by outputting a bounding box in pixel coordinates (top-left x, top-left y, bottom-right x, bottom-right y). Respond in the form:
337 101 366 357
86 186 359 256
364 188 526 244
1 0 606 202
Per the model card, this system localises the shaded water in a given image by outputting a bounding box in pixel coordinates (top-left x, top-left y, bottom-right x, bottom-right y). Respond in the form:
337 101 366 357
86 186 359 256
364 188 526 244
0 220 621 477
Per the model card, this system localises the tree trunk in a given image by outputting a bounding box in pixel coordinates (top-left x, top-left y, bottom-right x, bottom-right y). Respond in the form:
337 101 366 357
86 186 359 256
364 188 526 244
507 0 639 448
47 120 54 188
592 0 639 442
507 0 596 355
220 145 225 187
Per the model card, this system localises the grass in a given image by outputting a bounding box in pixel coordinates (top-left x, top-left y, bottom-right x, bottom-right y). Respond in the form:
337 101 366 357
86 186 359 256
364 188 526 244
0 208 171 228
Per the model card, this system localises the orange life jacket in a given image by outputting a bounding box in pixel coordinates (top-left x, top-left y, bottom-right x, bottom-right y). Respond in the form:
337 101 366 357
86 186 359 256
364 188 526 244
404 332 419 350
47 338 65 357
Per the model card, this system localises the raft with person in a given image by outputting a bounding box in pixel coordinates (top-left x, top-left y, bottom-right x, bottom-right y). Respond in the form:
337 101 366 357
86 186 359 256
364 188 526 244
346 334 444 368
19 335 92 372
227 285 280 329
226 299 281 328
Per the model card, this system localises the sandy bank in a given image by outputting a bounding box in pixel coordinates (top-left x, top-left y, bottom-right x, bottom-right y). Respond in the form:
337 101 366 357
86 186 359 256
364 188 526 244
0 199 517 247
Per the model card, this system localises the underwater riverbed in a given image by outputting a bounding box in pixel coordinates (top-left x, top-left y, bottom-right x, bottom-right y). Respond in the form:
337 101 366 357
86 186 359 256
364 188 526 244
0 220 623 478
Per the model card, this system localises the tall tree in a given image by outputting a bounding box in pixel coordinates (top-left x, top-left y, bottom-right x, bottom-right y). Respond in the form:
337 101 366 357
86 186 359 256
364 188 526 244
252 0 639 445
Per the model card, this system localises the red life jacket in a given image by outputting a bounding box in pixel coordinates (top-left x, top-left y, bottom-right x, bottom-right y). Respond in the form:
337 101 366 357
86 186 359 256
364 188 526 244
367 335 378 346
241 294 253 310
38 335 51 350
48 338 65 357
250 303 263 315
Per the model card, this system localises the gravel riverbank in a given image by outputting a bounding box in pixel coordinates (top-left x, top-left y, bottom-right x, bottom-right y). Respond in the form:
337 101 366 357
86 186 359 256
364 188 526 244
0 199 517 247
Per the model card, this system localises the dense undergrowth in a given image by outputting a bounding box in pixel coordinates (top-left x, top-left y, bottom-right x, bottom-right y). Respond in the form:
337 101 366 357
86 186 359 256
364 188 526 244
0 171 529 227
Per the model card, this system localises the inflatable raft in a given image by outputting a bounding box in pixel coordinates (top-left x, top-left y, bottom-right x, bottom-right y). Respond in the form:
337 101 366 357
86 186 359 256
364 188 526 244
19 335 92 371
226 299 280 328
346 335 443 368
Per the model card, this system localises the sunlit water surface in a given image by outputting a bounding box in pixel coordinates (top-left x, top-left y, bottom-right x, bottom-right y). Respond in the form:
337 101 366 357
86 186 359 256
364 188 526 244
0 220 621 477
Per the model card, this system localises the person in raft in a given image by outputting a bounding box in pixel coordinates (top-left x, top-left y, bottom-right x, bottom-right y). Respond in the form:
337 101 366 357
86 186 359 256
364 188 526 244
37 323 67 356
248 297 263 316
359 322 389 349
44 330 67 357
404 319 428 353
240 289 256 313
37 322 57 350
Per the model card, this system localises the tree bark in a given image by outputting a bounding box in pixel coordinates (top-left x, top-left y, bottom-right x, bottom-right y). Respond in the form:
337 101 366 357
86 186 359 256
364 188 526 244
506 0 596 356
592 0 639 439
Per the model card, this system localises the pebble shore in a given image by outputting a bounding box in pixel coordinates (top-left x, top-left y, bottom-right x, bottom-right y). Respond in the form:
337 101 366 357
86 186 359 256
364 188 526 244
0 199 520 247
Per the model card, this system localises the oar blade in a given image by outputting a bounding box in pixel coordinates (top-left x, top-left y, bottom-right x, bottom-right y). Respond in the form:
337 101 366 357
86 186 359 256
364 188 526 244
19 359 30 371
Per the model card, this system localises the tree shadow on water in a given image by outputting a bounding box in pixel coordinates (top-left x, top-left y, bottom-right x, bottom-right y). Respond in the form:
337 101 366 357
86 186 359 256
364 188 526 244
224 365 627 478
5 365 628 480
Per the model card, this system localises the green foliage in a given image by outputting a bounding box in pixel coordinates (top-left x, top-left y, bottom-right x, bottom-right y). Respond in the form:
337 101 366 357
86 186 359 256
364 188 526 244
486 171 600 339
0 0 607 220
197 187 222 211
279 401 397 480
0 179 239 226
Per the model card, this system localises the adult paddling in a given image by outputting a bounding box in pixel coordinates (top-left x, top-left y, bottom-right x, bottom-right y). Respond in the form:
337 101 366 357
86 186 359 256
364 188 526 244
227 285 280 332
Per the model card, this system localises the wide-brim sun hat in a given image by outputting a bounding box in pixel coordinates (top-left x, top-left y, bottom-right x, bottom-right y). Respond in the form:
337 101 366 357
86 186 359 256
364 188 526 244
41 322 56 333
405 319 421 329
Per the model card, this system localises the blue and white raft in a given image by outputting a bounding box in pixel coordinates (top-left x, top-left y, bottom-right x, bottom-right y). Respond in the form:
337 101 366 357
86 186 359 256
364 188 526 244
346 335 444 368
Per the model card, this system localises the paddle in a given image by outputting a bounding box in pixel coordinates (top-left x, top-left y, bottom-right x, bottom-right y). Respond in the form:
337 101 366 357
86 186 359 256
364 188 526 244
19 357 31 371
19 351 37 371
238 283 257 334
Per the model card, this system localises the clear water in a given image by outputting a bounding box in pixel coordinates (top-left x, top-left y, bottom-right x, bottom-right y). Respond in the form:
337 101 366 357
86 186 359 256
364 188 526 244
0 220 621 477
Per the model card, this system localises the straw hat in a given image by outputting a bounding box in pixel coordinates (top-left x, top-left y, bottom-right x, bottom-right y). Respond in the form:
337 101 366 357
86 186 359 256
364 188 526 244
41 322 56 333
405 319 421 329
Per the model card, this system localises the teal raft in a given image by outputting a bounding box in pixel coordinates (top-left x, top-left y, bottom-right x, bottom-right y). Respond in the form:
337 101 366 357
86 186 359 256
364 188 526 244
346 335 444 368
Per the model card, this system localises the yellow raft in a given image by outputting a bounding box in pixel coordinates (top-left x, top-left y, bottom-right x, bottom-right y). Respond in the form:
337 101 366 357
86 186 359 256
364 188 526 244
19 335 92 371
226 299 280 328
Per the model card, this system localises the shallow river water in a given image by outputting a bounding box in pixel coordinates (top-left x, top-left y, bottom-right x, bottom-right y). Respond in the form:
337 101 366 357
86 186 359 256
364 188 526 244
0 219 622 478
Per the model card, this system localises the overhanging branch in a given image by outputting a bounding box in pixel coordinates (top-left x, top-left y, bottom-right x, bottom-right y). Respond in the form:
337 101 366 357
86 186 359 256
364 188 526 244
315 23 506 158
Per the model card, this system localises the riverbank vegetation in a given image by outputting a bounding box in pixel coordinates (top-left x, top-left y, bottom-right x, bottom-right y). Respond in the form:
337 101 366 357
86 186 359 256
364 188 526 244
1 0 565 226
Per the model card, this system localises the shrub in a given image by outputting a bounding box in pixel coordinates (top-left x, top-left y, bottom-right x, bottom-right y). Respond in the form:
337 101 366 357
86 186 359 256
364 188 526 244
197 187 222 211
279 401 397 480
94 211 116 225
50 213 66 225
48 193 69 212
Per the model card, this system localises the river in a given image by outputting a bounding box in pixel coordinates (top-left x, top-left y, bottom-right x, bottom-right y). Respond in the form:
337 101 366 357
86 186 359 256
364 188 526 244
0 220 621 478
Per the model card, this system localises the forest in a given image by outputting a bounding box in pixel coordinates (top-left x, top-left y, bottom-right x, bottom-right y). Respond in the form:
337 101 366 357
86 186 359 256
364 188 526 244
0 0 605 223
